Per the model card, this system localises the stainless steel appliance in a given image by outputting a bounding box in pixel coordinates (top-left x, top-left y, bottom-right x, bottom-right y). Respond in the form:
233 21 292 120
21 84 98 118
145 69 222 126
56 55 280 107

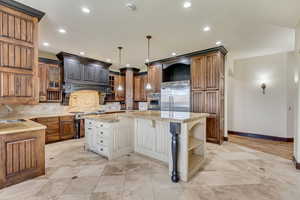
161 81 190 112
147 93 161 110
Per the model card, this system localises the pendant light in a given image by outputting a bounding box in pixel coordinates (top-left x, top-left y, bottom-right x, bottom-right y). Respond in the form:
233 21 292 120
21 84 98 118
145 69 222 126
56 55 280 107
117 46 123 91
145 35 152 90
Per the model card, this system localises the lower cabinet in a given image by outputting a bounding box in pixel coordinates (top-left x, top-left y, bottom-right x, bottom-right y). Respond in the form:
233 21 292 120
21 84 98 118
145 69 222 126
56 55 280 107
85 117 133 160
134 119 169 162
33 115 75 144
0 129 45 189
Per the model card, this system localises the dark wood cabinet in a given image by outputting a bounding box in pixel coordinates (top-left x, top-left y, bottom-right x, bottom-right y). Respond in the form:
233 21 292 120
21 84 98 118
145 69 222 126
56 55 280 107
64 59 82 81
33 116 75 144
191 51 225 144
148 65 162 93
134 74 147 102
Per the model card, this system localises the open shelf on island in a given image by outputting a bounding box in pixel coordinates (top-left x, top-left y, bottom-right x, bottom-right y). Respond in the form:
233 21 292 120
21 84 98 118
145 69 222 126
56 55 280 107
188 137 203 151
188 152 205 179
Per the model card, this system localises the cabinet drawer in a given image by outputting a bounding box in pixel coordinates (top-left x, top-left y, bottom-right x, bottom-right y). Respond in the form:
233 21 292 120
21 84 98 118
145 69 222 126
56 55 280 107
60 116 74 121
95 122 111 129
96 137 109 146
97 146 109 157
36 117 59 123
95 129 110 138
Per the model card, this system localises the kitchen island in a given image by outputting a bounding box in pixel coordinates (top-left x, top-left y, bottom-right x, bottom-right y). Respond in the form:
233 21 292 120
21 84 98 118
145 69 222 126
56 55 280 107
85 110 209 182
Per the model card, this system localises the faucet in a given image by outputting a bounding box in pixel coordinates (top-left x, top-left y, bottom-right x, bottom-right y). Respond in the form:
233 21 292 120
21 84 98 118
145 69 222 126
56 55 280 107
3 105 13 113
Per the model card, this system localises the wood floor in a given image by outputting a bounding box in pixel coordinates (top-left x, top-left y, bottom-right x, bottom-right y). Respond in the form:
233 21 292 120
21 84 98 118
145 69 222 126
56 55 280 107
228 134 294 160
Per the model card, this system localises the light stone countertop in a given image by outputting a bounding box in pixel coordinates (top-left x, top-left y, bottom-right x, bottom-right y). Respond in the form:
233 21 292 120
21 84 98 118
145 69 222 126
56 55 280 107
0 120 46 135
85 111 210 123
0 112 75 120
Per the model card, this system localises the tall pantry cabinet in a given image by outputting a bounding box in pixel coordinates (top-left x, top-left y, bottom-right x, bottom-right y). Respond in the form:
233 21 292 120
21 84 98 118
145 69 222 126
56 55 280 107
0 2 44 104
191 50 226 144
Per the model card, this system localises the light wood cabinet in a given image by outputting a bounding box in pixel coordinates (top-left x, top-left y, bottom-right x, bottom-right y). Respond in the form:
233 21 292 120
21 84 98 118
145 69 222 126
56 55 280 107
0 4 43 104
191 51 225 144
38 58 61 102
0 129 45 189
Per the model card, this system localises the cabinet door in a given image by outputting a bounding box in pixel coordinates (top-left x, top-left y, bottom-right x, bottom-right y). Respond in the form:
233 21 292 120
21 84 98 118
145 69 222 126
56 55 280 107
115 75 125 100
83 64 96 82
60 119 75 140
148 65 162 93
64 59 82 81
191 55 206 90
153 121 169 162
207 117 219 143
192 90 206 113
0 8 39 104
135 119 155 154
36 117 60 144
206 53 219 90
205 91 218 114
38 63 48 101
134 75 141 101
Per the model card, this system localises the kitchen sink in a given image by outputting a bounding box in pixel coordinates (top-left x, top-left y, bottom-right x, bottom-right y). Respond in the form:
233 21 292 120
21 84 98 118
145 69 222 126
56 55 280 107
0 119 26 124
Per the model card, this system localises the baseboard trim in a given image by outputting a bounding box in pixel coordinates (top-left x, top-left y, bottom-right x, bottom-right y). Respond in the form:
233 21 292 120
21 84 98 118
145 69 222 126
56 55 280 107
293 156 300 170
228 131 294 142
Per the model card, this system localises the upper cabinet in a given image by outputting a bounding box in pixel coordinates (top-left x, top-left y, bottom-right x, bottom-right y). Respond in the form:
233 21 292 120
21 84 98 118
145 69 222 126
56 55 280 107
57 52 111 86
134 73 147 102
0 2 44 104
147 65 162 93
38 58 61 102
191 52 220 91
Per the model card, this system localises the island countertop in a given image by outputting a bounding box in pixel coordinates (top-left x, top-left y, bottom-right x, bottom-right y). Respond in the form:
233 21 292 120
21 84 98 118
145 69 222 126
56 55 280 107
85 110 210 123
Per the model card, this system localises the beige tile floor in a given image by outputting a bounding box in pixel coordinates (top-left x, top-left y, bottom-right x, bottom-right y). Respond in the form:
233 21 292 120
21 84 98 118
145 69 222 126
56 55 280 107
0 139 300 200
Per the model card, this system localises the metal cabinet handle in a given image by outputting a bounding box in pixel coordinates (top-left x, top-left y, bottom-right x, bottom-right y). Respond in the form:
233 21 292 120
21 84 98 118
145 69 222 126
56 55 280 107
88 128 92 130
100 148 103 151
100 131 103 134
100 140 103 143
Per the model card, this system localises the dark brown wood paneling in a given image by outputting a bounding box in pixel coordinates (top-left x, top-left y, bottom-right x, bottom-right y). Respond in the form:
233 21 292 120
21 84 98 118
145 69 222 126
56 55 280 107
191 55 206 90
205 91 218 114
192 90 205 113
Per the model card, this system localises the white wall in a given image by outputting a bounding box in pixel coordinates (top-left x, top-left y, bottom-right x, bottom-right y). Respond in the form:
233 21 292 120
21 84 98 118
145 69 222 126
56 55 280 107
228 52 292 138
294 21 300 162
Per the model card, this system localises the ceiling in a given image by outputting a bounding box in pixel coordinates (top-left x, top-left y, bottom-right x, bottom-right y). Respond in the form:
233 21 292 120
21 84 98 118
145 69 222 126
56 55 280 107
17 0 300 69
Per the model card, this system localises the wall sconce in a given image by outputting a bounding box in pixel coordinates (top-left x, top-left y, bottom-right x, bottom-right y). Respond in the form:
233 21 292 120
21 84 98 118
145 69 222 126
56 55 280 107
261 83 266 95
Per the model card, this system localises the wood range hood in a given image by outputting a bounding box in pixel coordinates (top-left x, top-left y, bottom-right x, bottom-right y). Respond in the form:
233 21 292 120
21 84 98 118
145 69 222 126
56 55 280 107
56 52 112 104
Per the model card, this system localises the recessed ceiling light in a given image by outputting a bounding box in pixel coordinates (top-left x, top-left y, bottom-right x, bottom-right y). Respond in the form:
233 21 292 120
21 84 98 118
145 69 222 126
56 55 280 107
106 59 111 62
58 28 66 34
145 58 150 62
80 52 85 55
183 1 192 8
126 3 137 11
81 7 90 13
43 42 49 47
203 26 211 32
216 41 222 46
172 52 177 56
126 64 130 67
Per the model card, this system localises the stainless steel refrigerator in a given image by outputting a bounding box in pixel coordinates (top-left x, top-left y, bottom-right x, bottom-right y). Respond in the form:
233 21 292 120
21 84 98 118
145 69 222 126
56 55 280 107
160 80 190 112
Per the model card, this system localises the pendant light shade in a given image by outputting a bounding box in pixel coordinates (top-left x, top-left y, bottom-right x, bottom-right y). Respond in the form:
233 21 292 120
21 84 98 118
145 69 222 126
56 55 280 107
117 46 123 91
145 35 152 90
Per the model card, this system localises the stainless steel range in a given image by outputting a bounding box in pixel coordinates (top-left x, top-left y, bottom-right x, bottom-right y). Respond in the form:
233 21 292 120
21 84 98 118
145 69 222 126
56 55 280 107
72 110 105 139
